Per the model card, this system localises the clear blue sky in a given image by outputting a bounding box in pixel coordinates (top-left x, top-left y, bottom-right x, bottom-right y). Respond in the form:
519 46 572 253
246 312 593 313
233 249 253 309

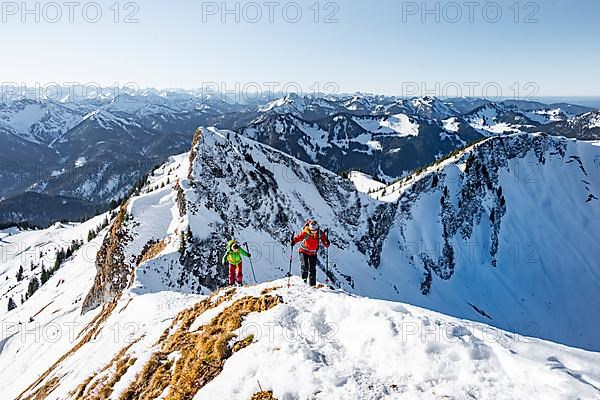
1 0 599 97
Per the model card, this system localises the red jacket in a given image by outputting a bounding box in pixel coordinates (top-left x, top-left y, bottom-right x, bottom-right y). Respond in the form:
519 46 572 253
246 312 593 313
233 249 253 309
293 227 329 255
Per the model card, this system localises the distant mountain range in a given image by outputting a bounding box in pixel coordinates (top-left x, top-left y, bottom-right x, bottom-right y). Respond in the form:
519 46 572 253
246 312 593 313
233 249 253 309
0 90 598 226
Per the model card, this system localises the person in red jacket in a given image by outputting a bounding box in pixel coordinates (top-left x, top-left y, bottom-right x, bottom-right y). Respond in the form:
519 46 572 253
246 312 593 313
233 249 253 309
292 219 330 286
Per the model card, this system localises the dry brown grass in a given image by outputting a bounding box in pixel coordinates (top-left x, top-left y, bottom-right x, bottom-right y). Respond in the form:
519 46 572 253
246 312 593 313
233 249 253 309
137 239 167 265
16 300 119 400
72 337 142 400
92 356 137 399
112 202 129 235
70 376 93 399
121 290 281 400
251 391 278 400
231 334 254 353
260 286 282 295
120 289 236 400
21 377 61 400
118 297 133 314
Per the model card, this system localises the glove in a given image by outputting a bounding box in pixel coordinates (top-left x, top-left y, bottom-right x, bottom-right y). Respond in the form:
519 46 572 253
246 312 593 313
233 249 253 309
248 253 252 258
325 239 331 246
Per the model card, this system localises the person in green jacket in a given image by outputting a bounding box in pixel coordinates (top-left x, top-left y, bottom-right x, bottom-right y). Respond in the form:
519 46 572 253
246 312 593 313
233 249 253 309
222 239 251 286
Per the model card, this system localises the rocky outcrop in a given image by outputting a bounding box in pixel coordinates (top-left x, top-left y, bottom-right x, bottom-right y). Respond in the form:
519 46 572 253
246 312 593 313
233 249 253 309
81 203 133 314
401 134 569 294
174 180 187 217
357 203 398 267
188 127 203 181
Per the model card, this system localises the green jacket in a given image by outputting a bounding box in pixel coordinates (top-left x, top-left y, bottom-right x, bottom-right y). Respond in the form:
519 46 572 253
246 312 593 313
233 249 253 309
222 241 250 265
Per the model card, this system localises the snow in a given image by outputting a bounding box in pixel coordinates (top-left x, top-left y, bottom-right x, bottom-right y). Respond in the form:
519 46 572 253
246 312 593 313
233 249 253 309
181 129 600 352
522 108 566 124
0 215 110 397
348 171 385 194
74 157 87 168
1 127 599 399
353 114 420 137
467 105 523 136
259 94 316 116
5 249 600 400
366 140 382 151
344 95 372 111
0 211 201 400
371 136 600 351
275 120 285 134
196 279 600 400
0 100 84 144
442 117 460 132
297 122 332 156
0 214 110 321
382 114 420 136
82 109 141 130
347 133 377 155
0 103 45 141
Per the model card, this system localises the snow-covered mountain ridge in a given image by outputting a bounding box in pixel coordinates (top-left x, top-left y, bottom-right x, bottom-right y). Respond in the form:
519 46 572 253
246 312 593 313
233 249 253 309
3 272 600 399
1 93 598 227
1 127 599 399
54 128 600 351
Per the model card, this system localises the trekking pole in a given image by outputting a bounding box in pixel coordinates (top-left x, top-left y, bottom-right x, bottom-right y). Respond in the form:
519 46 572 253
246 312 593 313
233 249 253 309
325 228 330 284
243 242 257 284
287 232 294 288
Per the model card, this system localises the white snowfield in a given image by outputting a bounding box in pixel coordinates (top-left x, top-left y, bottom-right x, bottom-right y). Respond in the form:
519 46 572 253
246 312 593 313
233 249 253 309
0 221 200 399
353 114 420 137
0 214 110 321
2 269 600 399
348 171 385 194
197 279 600 400
0 100 82 144
1 128 599 399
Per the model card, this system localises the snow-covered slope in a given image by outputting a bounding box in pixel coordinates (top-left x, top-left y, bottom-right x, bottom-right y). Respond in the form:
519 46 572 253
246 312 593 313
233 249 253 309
369 133 600 351
0 218 199 400
464 102 600 139
348 171 386 193
547 110 600 140
78 128 600 350
1 128 599 399
4 271 600 400
4 127 599 350
73 127 600 350
406 96 459 120
0 214 111 319
464 103 535 135
0 99 83 144
242 110 482 178
195 280 600 400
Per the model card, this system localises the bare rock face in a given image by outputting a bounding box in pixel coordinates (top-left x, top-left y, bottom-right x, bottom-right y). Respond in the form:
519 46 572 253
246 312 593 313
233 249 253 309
81 204 133 314
188 127 203 181
174 180 187 217
401 134 567 294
